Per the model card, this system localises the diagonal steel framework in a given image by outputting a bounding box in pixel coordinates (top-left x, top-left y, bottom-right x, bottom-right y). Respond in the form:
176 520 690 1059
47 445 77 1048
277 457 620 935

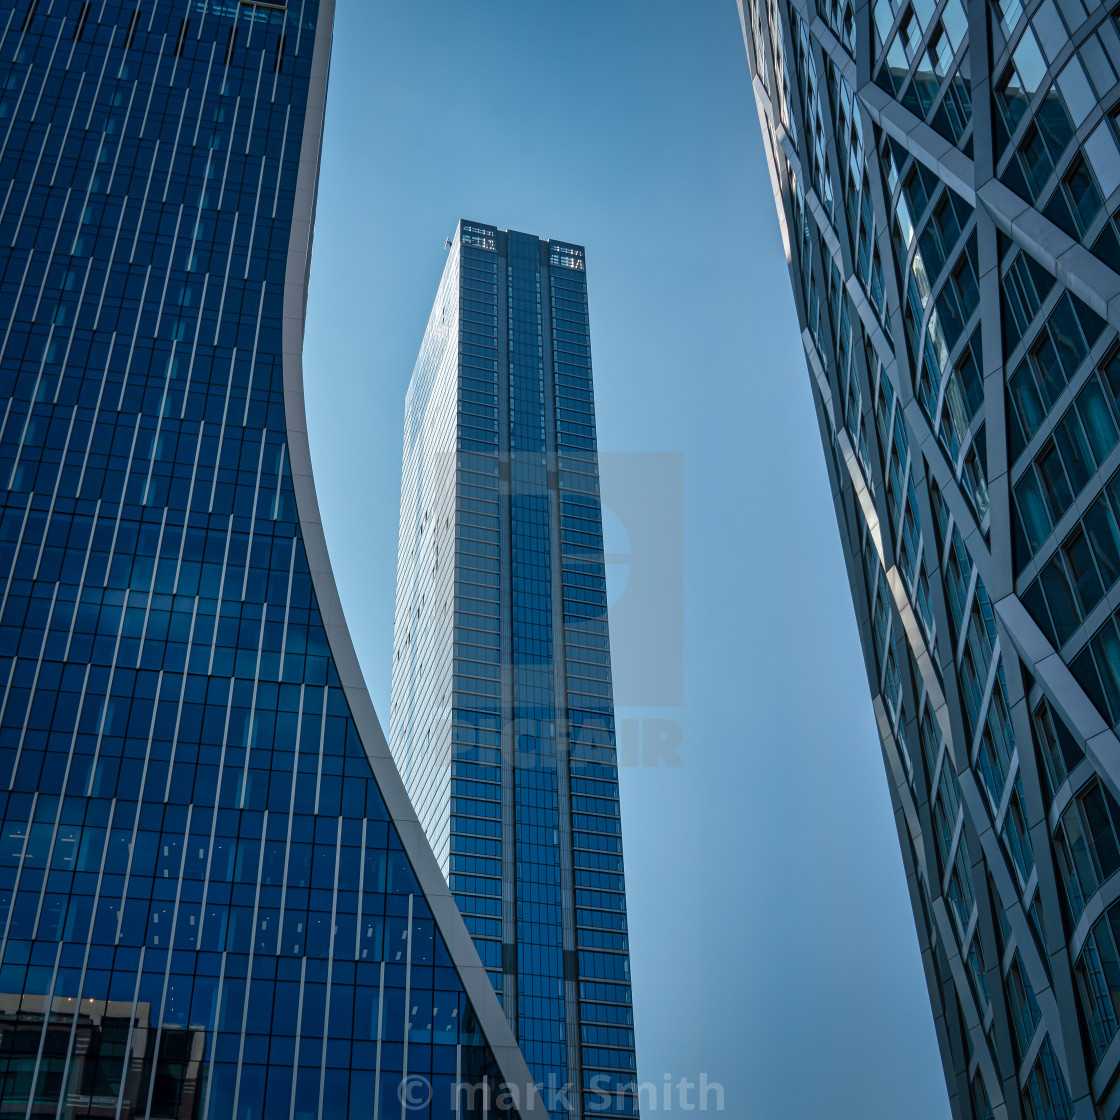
740 0 1120 1115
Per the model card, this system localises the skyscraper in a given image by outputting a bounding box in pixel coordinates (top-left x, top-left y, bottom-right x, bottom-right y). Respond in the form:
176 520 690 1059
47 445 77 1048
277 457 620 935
0 3 544 1117
390 222 638 1119
740 0 1120 1116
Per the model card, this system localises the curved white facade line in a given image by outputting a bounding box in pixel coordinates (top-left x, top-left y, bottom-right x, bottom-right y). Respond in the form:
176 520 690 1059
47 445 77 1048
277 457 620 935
279 4 546 1109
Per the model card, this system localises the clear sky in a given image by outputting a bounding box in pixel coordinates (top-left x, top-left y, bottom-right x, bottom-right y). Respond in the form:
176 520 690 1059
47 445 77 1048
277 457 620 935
302 2 952 1117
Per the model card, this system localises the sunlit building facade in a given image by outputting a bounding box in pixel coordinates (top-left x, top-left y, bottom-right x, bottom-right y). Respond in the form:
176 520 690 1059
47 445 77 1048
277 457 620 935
390 222 638 1119
740 0 1120 1116
0 2 545 1117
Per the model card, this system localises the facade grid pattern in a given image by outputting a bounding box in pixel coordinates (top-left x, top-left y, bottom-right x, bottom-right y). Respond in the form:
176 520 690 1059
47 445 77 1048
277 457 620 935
391 223 638 1120
740 0 1120 1114
0 2 545 1118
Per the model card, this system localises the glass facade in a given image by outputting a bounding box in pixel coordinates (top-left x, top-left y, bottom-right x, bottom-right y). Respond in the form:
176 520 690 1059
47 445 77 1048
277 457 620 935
0 3 543 1118
390 223 638 1120
740 0 1120 1114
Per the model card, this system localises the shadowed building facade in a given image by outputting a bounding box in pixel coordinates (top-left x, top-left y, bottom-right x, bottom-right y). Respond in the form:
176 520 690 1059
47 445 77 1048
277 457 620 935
0 2 546 1117
390 223 638 1119
740 0 1120 1116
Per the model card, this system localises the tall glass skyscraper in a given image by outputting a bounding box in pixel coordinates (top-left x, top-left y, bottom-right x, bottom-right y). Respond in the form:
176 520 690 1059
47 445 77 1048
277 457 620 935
741 0 1120 1116
0 3 545 1117
390 222 638 1119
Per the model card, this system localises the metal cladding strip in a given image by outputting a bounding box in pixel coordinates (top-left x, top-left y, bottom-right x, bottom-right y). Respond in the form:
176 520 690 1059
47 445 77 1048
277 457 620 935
278 3 548 1111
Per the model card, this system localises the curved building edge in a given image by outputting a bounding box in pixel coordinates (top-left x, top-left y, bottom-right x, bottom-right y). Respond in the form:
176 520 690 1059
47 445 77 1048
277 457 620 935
277 3 546 1111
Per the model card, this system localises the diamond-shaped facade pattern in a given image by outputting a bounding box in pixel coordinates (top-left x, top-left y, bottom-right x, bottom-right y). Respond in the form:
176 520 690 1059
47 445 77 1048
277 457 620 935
740 0 1120 1114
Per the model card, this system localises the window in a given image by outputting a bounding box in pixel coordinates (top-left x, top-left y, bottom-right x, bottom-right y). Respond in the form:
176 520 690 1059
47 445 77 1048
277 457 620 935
1074 901 1120 1064
903 159 939 222
1003 250 1054 356
1002 777 1034 889
1071 612 1120 726
918 189 969 279
1053 778 1120 922
1010 300 1109 566
1006 952 1041 1063
975 673 1013 810
934 763 962 875
1019 410 1120 645
969 1071 995 1120
995 29 1047 149
947 836 976 941
966 934 991 1013
934 238 978 348
1022 1036 1073 1120
1020 124 1056 202
1050 156 1103 238
1036 439 1074 520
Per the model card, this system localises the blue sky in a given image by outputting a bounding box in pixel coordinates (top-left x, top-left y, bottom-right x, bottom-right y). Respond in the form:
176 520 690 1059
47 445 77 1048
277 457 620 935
302 2 951 1116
